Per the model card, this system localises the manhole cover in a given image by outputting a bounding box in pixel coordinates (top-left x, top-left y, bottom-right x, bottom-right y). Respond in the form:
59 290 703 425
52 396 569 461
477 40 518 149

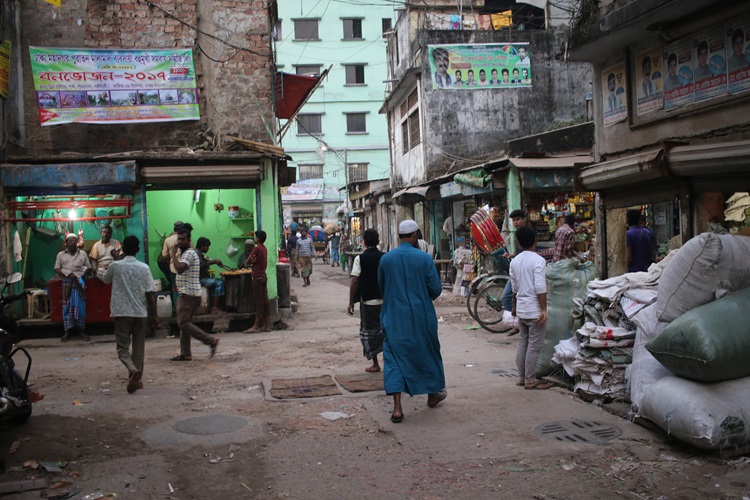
491 368 519 377
173 415 248 436
534 420 622 445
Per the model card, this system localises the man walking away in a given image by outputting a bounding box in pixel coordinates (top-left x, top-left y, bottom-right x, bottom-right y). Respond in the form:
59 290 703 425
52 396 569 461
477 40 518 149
626 210 656 273
102 236 159 393
552 214 577 262
243 230 271 333
195 237 226 314
348 229 385 373
510 226 551 390
296 227 315 287
329 231 341 267
54 233 92 342
170 227 219 361
287 231 299 277
378 220 446 423
339 233 352 271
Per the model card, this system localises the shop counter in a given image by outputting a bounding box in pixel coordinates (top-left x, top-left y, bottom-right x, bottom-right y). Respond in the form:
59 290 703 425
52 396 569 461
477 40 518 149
49 277 113 324
223 273 256 313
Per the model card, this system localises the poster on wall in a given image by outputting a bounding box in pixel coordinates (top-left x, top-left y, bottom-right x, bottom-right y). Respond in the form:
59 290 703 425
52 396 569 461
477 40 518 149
601 63 627 127
663 39 694 110
693 26 727 103
635 47 663 116
0 40 10 99
29 47 200 126
726 15 750 95
428 43 532 90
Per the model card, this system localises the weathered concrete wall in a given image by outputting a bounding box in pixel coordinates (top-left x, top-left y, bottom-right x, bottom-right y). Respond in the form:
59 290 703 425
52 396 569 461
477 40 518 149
419 28 591 180
13 0 273 157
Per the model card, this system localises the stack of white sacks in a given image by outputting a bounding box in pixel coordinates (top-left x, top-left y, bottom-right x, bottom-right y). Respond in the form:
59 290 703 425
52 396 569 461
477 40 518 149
555 231 750 450
551 253 673 400
634 232 750 451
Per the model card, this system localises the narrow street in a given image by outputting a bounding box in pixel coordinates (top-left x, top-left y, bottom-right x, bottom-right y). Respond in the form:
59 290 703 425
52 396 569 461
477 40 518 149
1 262 748 499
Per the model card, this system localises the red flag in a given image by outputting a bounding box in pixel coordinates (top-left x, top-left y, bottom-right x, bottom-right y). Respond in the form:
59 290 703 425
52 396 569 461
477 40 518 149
275 72 320 119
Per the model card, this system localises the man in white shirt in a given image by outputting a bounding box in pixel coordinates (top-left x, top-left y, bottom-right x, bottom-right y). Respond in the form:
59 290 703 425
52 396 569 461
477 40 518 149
510 226 551 390
89 225 121 279
102 236 159 393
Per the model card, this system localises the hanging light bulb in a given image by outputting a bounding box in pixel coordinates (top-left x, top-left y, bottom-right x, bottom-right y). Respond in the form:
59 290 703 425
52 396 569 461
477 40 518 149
69 208 77 220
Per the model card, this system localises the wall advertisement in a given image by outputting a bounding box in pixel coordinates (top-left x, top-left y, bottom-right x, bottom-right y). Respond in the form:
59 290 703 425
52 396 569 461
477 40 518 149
692 26 727 103
727 15 750 95
635 47 663 116
602 63 627 127
29 47 200 126
428 43 532 90
663 39 694 111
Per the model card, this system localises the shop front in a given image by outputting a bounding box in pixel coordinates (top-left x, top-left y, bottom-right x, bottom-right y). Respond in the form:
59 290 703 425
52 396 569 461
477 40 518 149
576 141 750 278
2 152 286 327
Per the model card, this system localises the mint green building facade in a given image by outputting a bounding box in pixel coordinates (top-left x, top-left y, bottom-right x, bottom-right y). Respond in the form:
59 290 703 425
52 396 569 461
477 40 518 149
275 0 394 226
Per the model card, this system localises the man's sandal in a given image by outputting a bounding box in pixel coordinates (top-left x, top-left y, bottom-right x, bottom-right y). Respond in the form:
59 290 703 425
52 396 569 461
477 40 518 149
524 381 552 390
170 355 192 361
427 389 448 408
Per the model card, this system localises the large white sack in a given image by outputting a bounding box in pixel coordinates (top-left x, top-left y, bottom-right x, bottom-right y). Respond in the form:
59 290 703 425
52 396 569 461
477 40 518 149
656 233 750 322
627 303 671 410
639 375 750 450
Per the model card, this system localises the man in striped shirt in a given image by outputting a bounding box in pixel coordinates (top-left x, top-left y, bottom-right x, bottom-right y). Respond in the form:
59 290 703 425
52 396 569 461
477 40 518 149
552 214 577 262
170 227 218 361
296 227 315 287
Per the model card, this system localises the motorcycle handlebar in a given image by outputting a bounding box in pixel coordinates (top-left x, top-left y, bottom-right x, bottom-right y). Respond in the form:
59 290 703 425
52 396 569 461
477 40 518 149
1 292 29 306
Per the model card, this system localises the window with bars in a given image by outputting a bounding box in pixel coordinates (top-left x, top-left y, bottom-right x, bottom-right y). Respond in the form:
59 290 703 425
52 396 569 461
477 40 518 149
297 114 322 135
272 20 282 41
296 65 322 77
399 88 420 154
346 113 367 133
382 18 392 37
342 18 363 40
294 19 319 40
298 164 324 180
345 64 365 84
348 163 368 182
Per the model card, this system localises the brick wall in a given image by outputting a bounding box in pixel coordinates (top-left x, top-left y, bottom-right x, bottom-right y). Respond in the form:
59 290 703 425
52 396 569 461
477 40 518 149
14 0 274 157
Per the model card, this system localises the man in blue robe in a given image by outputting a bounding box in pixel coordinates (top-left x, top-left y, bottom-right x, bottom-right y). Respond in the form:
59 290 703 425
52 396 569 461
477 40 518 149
378 219 447 423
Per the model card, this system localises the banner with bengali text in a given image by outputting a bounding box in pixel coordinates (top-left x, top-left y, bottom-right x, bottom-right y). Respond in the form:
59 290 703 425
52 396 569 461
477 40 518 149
30 47 200 126
428 43 532 90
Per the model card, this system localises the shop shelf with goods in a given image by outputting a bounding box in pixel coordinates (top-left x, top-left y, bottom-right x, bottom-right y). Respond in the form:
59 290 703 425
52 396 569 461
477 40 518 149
229 215 255 239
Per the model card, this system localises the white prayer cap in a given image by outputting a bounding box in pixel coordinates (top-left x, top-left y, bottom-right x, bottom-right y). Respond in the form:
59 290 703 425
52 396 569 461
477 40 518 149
398 219 419 234
245 239 255 245
65 233 78 241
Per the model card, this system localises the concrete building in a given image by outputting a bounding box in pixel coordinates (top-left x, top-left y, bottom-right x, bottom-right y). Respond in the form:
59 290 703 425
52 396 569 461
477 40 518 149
568 0 750 276
381 0 592 257
275 0 395 238
0 0 289 320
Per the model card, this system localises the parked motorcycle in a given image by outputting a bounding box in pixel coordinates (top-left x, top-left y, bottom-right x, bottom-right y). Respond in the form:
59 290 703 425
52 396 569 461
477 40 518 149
0 273 33 423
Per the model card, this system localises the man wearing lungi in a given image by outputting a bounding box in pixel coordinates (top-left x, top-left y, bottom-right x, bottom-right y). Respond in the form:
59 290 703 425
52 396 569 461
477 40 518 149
54 233 92 342
347 229 385 373
296 227 315 287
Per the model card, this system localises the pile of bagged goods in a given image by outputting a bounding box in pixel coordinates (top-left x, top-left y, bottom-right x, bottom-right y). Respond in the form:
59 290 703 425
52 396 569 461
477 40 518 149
545 229 750 451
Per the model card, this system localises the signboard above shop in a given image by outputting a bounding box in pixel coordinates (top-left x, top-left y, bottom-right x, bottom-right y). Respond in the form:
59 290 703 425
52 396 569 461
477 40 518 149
439 180 492 198
29 47 200 126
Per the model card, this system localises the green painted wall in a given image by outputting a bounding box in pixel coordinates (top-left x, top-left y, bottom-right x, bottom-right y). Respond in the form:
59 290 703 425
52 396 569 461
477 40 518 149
18 191 144 287
146 186 278 299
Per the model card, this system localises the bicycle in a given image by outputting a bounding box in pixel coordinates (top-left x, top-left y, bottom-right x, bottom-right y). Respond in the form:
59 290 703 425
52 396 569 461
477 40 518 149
466 272 511 333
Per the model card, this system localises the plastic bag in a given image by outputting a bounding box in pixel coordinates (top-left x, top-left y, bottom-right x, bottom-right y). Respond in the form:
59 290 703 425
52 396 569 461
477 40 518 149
225 241 238 257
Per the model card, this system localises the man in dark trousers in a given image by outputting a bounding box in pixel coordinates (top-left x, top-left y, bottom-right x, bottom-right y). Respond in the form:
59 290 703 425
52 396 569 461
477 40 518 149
347 229 385 373
243 230 270 333
102 236 159 393
170 227 219 361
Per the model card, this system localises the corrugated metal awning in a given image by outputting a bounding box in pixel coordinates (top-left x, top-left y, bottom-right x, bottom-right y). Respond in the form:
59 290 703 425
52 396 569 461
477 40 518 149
141 164 262 187
578 149 665 191
392 186 430 199
668 139 750 177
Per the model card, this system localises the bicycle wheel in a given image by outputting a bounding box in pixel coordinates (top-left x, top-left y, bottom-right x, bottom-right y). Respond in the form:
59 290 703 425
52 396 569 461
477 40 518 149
465 274 489 320
474 280 509 333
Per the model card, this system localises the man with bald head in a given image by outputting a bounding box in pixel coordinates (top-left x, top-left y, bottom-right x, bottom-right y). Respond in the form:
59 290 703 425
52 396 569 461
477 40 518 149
378 220 447 423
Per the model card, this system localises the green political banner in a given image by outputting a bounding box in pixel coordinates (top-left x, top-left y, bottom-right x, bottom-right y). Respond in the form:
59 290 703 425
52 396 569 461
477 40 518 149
29 47 200 126
428 43 532 90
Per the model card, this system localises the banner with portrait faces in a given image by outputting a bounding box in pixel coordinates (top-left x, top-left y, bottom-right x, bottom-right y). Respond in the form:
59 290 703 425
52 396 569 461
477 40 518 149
663 39 694 110
601 63 627 127
428 43 532 90
635 47 663 116
727 15 750 95
693 26 727 103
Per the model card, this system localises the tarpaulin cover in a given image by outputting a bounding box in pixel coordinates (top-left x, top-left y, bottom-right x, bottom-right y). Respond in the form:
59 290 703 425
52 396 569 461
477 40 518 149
275 72 321 119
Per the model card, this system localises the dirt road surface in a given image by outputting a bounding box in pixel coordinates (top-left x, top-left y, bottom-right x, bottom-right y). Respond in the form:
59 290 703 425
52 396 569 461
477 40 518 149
1 260 748 499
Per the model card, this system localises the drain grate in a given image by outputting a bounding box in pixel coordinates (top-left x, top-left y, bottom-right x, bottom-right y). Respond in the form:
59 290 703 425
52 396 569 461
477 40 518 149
491 368 519 377
534 420 622 445
173 414 248 436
